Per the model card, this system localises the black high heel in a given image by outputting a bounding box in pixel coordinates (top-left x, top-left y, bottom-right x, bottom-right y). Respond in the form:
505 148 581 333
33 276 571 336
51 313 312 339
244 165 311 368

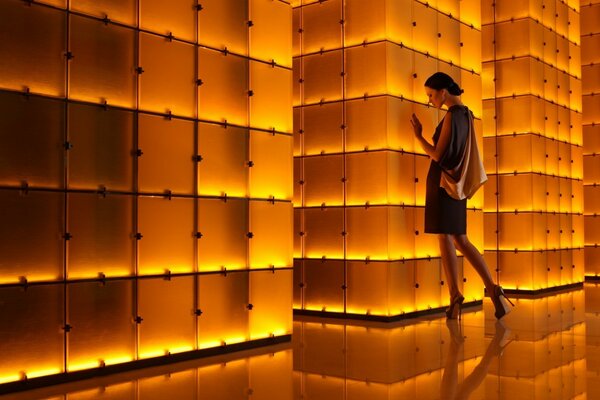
491 285 514 320
446 293 465 320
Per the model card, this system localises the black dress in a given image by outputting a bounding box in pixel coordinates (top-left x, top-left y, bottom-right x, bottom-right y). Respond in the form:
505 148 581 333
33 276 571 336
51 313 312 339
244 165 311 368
424 105 470 234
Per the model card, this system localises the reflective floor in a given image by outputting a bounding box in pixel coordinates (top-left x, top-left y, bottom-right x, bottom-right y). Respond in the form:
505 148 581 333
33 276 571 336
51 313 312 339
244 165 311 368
3 283 600 400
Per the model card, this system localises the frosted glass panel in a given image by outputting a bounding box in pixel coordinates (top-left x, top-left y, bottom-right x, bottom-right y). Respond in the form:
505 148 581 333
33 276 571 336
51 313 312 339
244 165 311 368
303 102 344 155
138 196 195 275
304 260 344 312
68 104 134 191
198 0 248 55
138 276 196 358
249 201 293 268
250 61 292 133
0 2 65 96
0 285 64 382
198 272 249 348
198 48 249 126
302 0 342 53
139 33 196 117
138 114 195 195
0 190 64 284
70 15 136 108
249 270 292 338
304 208 344 259
0 92 64 188
198 123 248 197
198 198 248 271
67 281 135 371
68 193 134 279
250 130 293 200
303 155 344 206
250 0 292 67
140 0 196 42
70 0 137 26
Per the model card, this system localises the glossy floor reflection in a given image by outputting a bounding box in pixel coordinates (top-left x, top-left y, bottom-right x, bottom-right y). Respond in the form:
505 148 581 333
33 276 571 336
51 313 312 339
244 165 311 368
4 284 600 400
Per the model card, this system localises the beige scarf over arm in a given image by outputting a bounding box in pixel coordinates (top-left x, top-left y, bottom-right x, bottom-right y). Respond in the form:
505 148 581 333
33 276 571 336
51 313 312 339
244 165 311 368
439 110 487 200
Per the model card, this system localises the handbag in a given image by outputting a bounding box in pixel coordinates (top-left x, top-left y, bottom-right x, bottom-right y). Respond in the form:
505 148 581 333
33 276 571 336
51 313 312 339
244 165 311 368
439 110 487 200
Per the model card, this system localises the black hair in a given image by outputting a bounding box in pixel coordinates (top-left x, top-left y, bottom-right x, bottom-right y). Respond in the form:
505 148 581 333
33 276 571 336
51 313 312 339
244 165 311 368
424 72 464 96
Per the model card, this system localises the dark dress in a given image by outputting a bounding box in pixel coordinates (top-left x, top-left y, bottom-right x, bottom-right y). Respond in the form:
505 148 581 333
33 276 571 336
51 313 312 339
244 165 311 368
424 105 470 234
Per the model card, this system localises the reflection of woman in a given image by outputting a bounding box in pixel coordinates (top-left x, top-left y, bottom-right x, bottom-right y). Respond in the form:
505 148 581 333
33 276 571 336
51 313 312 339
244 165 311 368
442 320 512 399
411 72 513 320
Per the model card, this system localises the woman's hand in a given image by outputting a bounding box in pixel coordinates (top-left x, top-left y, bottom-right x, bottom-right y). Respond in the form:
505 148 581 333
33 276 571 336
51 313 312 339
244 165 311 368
410 113 423 138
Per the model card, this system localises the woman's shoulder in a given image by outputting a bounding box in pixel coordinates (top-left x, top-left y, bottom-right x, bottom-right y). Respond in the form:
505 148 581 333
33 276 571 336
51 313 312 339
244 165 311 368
447 104 469 113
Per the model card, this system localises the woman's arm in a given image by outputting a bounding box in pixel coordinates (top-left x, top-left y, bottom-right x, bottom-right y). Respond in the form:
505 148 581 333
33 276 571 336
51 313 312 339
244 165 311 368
411 112 453 162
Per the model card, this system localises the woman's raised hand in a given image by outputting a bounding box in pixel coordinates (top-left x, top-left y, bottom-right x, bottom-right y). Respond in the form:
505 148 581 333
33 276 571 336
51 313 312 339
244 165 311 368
410 113 423 138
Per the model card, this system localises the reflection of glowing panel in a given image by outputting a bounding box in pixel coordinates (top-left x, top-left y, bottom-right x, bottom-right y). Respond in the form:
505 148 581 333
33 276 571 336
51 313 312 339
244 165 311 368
294 0 484 320
482 0 584 291
295 290 585 399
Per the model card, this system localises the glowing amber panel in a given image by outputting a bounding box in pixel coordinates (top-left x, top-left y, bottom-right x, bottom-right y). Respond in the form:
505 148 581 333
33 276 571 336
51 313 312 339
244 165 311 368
249 270 292 338
302 102 344 155
303 260 345 312
138 196 195 275
0 285 64 383
138 277 196 358
140 0 196 42
138 114 195 195
198 0 248 55
0 92 64 189
67 281 135 371
250 0 292 67
198 272 249 348
198 198 248 272
67 193 134 279
303 207 344 259
69 15 136 109
0 2 65 97
139 33 196 118
70 0 137 26
68 104 134 192
301 0 342 53
250 61 293 133
0 190 64 284
198 124 249 198
249 131 293 200
249 201 293 268
198 49 249 127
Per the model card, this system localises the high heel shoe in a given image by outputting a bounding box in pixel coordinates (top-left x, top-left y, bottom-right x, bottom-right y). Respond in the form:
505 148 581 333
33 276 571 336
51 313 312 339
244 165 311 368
446 293 465 320
491 285 515 320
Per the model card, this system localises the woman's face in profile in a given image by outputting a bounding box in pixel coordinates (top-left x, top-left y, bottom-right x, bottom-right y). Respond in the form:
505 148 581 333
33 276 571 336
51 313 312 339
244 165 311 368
425 87 445 109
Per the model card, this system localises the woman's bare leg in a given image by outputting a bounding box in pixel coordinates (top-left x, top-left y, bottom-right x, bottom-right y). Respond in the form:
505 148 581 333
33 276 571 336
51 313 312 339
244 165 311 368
439 234 461 298
452 234 495 292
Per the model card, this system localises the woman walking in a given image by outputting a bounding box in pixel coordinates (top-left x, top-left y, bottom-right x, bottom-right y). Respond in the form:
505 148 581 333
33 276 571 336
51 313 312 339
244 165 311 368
410 72 513 320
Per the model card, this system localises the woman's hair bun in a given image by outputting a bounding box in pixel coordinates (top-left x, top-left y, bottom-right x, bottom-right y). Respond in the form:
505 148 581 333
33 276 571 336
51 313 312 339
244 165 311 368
425 72 465 95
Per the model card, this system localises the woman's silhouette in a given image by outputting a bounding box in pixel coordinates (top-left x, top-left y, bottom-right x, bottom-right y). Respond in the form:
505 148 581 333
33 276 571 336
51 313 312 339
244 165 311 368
411 72 513 319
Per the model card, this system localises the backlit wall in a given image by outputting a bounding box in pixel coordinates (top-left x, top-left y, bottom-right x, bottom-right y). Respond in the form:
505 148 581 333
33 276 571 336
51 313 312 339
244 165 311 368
481 0 585 291
581 1 600 277
0 0 293 386
292 0 485 319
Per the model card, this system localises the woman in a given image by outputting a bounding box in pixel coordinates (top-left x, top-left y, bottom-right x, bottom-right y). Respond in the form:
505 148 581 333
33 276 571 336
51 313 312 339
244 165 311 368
410 72 513 320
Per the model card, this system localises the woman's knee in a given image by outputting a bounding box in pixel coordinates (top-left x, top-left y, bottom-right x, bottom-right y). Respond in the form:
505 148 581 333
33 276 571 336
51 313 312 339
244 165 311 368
452 234 469 249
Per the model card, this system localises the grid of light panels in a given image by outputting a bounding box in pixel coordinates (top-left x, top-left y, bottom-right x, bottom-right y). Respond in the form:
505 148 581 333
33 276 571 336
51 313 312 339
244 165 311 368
0 0 293 385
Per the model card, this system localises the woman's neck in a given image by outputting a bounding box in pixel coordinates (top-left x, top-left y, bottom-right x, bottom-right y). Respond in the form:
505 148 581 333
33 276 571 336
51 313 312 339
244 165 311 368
444 96 463 108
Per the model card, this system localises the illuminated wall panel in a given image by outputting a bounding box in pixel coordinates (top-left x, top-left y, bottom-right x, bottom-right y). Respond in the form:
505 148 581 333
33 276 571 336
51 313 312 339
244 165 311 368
581 1 600 277
0 0 292 388
482 0 584 291
294 0 484 319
